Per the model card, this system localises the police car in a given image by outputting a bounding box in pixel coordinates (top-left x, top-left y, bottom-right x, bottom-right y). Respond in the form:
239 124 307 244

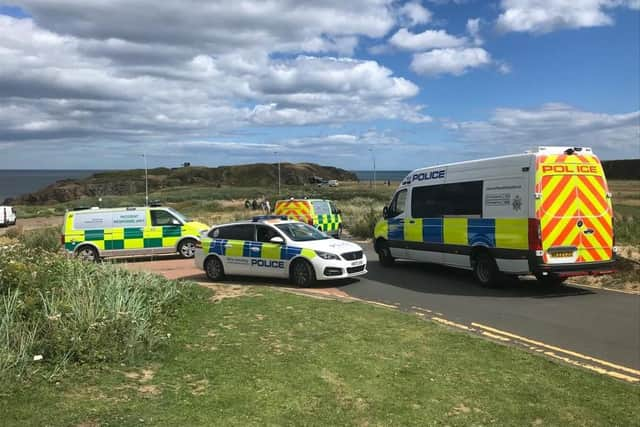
195 216 367 287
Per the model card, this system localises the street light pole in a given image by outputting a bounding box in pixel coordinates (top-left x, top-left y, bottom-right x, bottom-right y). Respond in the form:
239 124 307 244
143 152 149 206
369 148 376 191
274 151 281 196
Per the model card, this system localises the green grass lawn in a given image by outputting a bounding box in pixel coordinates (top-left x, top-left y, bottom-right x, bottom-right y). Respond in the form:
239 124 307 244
2 285 638 426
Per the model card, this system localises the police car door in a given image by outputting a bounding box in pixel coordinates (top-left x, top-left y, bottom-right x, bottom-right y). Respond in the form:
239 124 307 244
387 189 408 259
254 225 288 278
216 224 255 275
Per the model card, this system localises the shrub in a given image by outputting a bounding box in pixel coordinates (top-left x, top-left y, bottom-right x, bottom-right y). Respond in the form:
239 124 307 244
19 227 61 252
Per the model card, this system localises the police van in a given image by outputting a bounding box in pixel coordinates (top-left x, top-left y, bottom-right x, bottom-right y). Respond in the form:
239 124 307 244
195 216 366 287
62 206 209 261
274 198 343 238
374 147 616 286
0 206 16 227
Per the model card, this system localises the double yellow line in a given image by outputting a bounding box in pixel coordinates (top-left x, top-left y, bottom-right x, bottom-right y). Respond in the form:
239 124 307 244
422 309 640 384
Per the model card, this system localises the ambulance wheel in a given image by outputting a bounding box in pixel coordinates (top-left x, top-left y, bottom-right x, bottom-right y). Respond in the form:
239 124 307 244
377 241 395 267
472 252 501 287
76 245 98 263
291 259 316 288
178 238 197 258
204 256 225 281
535 273 567 286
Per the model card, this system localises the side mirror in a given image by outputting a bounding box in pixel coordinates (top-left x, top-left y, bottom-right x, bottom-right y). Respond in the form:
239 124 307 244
382 206 389 219
171 218 181 225
337 209 342 215
270 236 285 244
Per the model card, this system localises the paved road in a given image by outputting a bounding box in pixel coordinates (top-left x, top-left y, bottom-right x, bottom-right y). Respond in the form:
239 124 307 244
124 241 640 377
345 243 640 371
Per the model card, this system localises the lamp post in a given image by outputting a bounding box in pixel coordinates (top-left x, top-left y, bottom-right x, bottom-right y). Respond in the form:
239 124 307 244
368 147 376 191
143 152 149 206
274 151 281 196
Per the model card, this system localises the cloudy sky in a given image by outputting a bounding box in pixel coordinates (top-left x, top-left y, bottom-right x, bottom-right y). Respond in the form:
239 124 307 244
0 0 638 170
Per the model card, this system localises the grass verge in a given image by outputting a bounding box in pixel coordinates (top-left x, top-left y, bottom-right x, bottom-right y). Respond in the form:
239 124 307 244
1 285 638 426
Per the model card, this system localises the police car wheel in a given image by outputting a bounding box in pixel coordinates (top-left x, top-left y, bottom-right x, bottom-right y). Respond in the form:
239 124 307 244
472 252 500 287
205 256 225 281
76 245 98 262
178 239 197 259
291 259 315 288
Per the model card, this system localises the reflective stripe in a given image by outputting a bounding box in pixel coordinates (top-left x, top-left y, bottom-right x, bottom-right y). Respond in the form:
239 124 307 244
443 218 467 245
203 238 317 261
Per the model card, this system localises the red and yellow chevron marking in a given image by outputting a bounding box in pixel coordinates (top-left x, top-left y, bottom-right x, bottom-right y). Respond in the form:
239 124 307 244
536 154 613 263
274 200 313 224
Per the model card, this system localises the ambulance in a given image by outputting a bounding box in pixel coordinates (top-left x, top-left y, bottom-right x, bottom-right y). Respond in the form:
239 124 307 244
62 206 209 261
374 147 616 286
274 198 343 238
0 206 16 227
194 216 366 287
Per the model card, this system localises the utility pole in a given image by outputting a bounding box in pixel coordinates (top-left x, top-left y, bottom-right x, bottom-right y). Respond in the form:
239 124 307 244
143 152 149 206
369 147 376 191
274 151 281 196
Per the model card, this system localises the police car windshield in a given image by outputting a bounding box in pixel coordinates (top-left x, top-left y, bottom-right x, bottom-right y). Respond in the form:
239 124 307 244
276 222 330 241
167 207 189 223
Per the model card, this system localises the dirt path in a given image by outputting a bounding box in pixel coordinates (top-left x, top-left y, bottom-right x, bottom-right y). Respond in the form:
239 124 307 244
121 257 353 300
0 216 63 235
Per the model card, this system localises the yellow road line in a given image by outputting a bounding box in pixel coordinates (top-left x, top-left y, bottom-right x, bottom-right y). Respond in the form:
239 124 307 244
481 331 511 342
432 317 474 332
472 322 640 377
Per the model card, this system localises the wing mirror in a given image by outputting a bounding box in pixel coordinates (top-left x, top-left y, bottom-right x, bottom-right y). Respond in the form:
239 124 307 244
270 236 285 244
382 206 389 219
171 218 181 225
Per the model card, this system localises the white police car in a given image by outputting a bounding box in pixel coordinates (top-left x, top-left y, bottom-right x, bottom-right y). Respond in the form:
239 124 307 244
194 216 367 287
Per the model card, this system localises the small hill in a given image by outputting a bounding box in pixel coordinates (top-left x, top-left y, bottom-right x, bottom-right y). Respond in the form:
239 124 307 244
9 163 357 205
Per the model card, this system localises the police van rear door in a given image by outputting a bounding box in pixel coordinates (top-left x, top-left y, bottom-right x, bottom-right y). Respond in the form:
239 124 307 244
536 154 613 264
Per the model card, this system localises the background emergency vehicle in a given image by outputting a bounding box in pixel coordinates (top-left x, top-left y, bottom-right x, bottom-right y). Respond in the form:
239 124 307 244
195 216 366 287
0 206 16 227
374 147 616 286
62 206 209 261
274 198 343 238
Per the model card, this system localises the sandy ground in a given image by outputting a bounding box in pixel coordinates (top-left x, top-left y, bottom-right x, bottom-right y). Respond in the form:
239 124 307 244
0 216 63 235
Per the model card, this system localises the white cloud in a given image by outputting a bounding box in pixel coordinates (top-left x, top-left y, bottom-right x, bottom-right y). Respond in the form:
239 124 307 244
398 1 432 27
496 0 639 34
389 28 467 50
466 18 483 45
411 47 492 76
446 103 640 158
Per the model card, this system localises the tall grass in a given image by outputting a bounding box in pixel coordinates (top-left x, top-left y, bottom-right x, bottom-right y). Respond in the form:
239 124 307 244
0 243 194 379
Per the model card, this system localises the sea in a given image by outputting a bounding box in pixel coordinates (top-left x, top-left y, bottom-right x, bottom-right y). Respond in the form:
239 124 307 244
0 170 101 203
0 169 410 203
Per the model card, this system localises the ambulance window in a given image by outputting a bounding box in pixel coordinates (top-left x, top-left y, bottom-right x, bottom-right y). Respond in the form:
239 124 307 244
388 190 407 218
311 201 331 215
151 210 180 226
217 224 255 241
256 225 282 243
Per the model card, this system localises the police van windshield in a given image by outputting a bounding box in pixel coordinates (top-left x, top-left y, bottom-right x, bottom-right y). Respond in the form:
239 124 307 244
276 222 330 241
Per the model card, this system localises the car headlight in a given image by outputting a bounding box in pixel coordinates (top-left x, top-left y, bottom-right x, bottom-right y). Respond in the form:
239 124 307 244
316 250 340 260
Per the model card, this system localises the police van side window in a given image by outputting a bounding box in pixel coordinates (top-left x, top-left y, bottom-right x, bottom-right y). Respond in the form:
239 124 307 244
411 181 483 218
217 224 255 241
388 189 407 218
151 210 180 226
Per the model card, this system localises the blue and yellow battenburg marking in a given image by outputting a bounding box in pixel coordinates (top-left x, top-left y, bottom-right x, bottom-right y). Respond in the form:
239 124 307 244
202 239 317 260
375 217 528 250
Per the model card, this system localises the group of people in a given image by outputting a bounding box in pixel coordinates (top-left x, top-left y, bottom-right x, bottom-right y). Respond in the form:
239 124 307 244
245 196 271 213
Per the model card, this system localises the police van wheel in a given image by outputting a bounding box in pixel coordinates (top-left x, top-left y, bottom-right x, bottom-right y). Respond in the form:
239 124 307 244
205 256 225 281
377 242 395 267
178 238 197 259
76 245 98 263
472 252 501 287
291 259 316 288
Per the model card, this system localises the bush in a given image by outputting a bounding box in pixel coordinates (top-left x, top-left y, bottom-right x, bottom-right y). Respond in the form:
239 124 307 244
0 244 195 379
19 227 61 252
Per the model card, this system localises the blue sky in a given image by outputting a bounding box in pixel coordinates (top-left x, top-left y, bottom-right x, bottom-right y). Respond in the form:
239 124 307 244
0 1 638 170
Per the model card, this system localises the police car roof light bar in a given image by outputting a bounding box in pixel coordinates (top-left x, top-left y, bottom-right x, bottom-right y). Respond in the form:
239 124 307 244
252 215 289 222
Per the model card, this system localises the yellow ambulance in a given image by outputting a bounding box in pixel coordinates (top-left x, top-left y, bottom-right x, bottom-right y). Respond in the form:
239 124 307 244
374 146 616 286
274 198 343 238
62 206 209 261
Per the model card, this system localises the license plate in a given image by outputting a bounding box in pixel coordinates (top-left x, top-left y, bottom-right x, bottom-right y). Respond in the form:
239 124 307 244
351 260 364 267
552 252 573 258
